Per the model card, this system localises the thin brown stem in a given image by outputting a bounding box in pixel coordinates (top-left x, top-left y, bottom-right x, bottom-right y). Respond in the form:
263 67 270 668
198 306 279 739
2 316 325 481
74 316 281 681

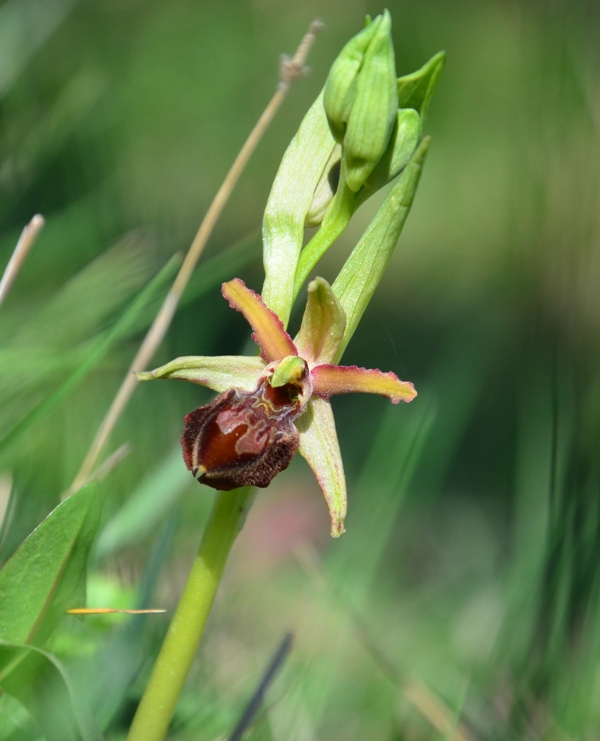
68 21 322 495
0 214 45 308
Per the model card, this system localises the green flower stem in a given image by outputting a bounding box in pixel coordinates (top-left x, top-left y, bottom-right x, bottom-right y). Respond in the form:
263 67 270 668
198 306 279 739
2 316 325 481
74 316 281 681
293 178 356 301
127 486 254 741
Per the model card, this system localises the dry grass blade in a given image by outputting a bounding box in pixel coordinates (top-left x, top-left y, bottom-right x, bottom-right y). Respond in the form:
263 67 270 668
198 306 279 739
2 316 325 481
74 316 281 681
68 20 322 495
0 214 44 308
87 442 131 482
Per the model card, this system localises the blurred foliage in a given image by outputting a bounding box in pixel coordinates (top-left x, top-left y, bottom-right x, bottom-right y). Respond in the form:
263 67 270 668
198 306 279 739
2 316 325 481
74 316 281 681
0 0 599 739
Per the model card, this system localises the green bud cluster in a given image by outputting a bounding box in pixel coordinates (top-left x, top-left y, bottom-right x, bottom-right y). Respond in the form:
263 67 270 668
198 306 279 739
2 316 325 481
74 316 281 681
262 10 445 329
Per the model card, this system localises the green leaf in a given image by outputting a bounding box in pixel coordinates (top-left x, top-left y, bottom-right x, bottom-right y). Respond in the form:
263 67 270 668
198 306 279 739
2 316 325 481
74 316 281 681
262 90 336 327
333 136 431 361
397 50 446 129
0 482 102 646
0 641 102 741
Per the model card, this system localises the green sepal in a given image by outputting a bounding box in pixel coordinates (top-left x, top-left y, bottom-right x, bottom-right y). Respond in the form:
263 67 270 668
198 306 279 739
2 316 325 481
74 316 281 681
136 355 265 393
295 277 346 365
343 9 398 192
270 355 306 388
296 397 347 537
397 50 446 130
262 90 336 327
333 136 431 361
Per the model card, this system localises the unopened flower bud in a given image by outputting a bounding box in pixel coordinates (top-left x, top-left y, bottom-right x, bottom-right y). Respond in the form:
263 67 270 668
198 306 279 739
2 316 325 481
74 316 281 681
359 107 420 202
323 17 381 142
324 11 398 192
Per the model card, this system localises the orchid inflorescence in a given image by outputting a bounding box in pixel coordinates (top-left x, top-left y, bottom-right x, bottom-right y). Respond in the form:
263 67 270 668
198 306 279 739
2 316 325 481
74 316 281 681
138 11 444 537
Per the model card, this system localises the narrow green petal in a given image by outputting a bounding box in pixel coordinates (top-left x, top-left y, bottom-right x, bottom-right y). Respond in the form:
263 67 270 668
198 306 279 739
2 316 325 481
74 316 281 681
296 397 347 537
136 356 265 393
311 364 416 404
333 136 431 362
262 91 336 326
294 277 346 365
222 279 297 362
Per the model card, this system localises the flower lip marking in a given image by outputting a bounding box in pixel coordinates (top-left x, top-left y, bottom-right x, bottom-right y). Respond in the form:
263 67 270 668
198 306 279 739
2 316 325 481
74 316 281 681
181 360 310 491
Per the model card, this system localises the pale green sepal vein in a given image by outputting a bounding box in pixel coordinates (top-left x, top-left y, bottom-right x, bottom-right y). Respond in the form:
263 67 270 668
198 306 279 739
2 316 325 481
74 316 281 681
333 136 431 362
136 356 265 393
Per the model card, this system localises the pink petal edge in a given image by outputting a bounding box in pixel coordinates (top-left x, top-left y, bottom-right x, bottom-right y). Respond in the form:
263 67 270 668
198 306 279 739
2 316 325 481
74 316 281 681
310 364 417 404
222 279 297 363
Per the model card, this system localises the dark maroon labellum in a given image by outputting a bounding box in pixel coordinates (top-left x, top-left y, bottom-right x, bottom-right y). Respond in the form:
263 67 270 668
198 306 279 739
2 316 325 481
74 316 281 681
181 377 306 491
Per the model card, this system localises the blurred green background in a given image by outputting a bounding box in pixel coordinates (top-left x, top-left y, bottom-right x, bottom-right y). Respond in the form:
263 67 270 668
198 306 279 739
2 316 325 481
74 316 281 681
1 0 599 738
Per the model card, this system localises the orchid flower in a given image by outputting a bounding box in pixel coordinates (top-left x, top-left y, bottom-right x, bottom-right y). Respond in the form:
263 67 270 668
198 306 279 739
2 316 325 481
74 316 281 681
137 276 416 537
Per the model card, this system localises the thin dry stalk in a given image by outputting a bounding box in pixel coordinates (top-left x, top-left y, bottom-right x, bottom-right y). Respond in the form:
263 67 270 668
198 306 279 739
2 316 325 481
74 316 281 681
0 214 45 307
88 442 131 482
68 21 322 495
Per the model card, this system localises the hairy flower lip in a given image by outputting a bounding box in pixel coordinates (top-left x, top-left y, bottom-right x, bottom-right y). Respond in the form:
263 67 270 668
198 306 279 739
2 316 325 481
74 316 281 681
138 276 416 536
